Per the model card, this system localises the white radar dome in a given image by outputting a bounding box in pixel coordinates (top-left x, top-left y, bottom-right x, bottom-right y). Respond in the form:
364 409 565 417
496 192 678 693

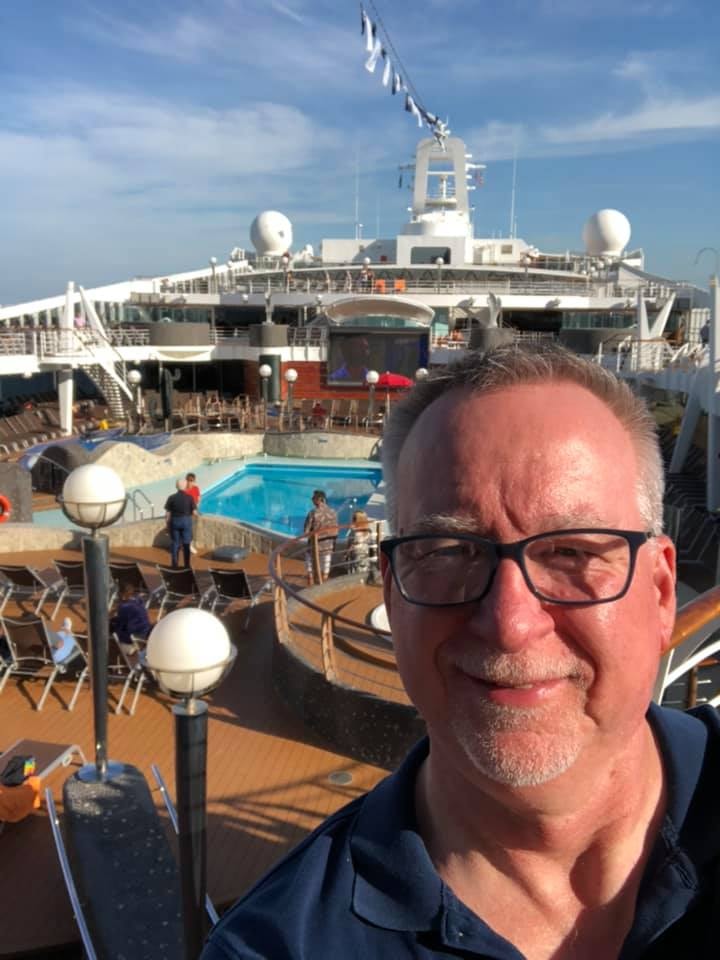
250 210 293 257
582 209 631 258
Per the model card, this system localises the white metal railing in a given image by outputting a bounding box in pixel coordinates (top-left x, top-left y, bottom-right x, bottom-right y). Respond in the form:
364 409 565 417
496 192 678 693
107 328 151 346
127 487 155 521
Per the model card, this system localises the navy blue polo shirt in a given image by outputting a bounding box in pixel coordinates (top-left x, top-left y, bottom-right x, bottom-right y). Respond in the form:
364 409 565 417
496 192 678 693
201 705 720 959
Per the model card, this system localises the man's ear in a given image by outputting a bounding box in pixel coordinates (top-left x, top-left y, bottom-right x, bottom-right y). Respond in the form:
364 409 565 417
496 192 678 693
653 534 677 654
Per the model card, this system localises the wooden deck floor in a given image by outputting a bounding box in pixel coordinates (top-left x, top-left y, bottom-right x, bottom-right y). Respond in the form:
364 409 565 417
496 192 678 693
0 546 393 958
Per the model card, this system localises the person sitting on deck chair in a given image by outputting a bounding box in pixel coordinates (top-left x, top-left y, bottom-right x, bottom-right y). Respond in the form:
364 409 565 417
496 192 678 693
202 342 720 960
110 583 151 650
49 617 83 670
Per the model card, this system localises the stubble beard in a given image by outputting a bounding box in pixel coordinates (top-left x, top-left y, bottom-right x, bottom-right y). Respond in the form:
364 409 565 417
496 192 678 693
447 653 592 788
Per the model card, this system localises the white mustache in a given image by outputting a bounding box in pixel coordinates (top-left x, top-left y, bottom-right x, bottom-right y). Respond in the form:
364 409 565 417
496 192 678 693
452 651 592 687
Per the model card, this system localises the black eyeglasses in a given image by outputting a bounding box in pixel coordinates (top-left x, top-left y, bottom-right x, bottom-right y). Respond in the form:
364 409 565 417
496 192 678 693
380 528 651 608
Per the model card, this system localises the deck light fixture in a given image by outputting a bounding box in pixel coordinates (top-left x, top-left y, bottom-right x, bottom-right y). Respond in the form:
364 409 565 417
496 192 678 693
415 367 429 382
259 363 272 428
146 608 236 960
284 367 298 418
59 464 127 783
209 256 218 294
366 368 379 424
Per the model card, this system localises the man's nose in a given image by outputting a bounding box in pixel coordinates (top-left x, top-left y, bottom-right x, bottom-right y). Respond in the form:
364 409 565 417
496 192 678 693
466 557 554 651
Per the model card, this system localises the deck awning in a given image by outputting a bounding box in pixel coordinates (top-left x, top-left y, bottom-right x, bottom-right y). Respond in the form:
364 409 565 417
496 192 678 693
324 295 434 327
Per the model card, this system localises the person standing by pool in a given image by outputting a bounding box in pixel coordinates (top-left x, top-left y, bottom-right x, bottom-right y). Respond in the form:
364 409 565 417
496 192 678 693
347 509 372 576
303 490 338 585
186 472 201 555
164 478 196 568
186 473 201 507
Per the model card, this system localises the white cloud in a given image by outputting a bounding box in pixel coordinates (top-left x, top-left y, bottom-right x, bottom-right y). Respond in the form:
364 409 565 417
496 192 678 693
542 94 720 144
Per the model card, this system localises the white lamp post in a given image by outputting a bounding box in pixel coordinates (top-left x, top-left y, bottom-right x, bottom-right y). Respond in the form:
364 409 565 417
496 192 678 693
435 256 444 292
284 367 298 427
259 363 272 429
59 464 127 782
145 608 236 960
366 368 379 426
264 290 273 325
415 367 429 382
209 257 217 294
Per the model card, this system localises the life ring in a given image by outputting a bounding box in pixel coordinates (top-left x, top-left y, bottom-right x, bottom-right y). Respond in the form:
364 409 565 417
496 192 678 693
0 495 11 522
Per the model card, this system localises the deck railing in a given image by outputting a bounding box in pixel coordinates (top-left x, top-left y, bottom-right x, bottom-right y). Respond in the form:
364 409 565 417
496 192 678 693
269 524 406 698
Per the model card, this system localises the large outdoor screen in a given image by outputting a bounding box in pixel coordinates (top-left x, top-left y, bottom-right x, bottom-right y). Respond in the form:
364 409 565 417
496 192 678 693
327 330 429 386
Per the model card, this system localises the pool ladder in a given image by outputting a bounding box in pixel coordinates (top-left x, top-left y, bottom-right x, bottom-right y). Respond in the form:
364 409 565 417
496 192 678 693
127 487 156 521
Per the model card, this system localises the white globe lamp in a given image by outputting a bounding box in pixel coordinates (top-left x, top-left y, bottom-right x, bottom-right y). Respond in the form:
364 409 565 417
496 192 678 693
60 464 127 531
415 367 429 381
145 608 236 700
127 368 142 386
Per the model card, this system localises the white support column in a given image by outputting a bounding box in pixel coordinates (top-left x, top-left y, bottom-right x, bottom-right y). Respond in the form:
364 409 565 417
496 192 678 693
58 367 74 435
707 275 720 511
61 281 75 353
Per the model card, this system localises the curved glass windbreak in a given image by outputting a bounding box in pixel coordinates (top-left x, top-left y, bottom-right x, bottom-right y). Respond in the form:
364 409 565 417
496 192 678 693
381 528 650 607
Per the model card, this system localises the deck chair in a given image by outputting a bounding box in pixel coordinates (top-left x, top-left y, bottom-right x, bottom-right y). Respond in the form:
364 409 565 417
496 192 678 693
155 565 209 619
0 565 63 617
206 568 270 629
0 738 86 779
108 561 163 609
51 560 87 617
0 616 88 711
108 633 149 716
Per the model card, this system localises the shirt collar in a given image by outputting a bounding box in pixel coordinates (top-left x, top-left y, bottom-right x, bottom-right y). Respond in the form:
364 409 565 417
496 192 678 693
350 738 442 931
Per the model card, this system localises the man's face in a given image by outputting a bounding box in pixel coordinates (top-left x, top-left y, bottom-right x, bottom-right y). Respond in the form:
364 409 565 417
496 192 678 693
383 383 676 789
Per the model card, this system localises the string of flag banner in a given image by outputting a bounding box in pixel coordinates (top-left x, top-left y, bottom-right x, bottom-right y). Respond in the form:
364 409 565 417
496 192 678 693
360 4 449 146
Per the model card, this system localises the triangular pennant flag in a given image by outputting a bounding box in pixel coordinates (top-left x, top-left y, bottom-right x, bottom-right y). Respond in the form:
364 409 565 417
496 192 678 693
382 51 392 87
392 71 402 95
362 10 374 54
405 94 423 128
365 36 383 73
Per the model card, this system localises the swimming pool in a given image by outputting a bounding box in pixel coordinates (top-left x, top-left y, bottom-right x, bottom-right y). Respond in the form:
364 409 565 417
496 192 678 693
202 462 383 537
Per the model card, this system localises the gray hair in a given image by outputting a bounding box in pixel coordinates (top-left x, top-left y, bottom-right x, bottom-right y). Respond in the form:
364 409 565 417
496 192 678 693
381 342 664 535
176 477 188 491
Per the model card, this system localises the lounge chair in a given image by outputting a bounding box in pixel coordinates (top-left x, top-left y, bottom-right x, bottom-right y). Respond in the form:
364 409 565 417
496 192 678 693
108 561 163 610
155 565 209 619
0 565 63 617
0 738 86 779
51 560 88 617
206 568 271 629
0 616 88 711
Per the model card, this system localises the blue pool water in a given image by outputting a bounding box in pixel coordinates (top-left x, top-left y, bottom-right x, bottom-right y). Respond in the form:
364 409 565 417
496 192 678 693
202 462 382 537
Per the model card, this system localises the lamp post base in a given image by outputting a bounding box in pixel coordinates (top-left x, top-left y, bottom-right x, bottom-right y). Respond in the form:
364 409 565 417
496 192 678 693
76 760 126 783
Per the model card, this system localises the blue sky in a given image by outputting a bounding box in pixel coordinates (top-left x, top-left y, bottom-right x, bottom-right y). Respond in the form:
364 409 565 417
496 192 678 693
1 0 718 305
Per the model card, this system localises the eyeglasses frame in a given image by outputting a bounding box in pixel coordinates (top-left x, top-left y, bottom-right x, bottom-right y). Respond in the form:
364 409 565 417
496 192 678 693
380 527 652 608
